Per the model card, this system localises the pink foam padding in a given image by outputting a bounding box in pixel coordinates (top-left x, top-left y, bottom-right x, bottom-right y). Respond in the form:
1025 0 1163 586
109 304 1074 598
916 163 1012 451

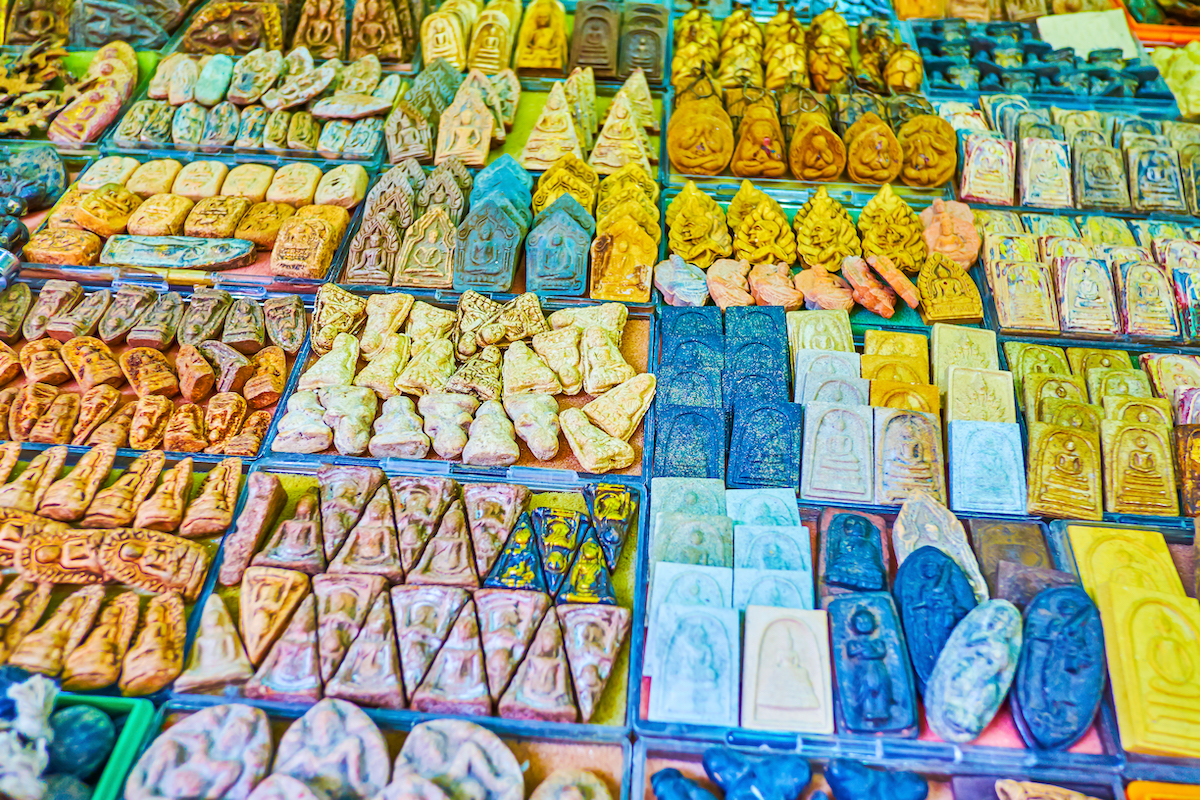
917 700 1103 753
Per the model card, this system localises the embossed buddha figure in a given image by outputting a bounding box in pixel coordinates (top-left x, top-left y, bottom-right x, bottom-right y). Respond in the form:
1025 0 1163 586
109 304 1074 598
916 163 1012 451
676 529 719 566
446 110 483 153
567 538 607 598
803 317 842 350
741 408 792 479
909 555 971 651
1082 148 1122 191
847 607 893 725
733 111 787 178
405 602 444 668
666 617 724 715
523 4 565 68
1047 435 1087 495
929 262 966 302
118 538 203 585
665 574 723 605
32 536 101 578
540 514 575 572
467 219 498 267
746 577 803 607
756 623 818 710
575 16 611 69
827 514 883 590
812 413 866 493
421 524 474 575
411 225 449 279
297 0 342 54
624 30 659 74
355 0 400 51
884 419 936 483
187 7 274 52
795 126 843 180
1121 432 1170 496
1147 609 1200 697
192 595 245 667
963 139 1011 195
523 621 569 701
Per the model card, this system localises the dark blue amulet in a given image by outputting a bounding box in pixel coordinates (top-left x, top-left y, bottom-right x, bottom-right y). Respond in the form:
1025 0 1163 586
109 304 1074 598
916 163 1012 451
483 513 549 592
828 592 918 737
727 399 802 489
652 770 719 800
662 305 723 346
525 209 589 297
661 333 724 373
824 759 928 800
1012 586 1105 751
0 215 28 254
822 511 886 593
582 482 636 571
654 403 726 479
702 746 811 800
723 336 789 415
724 305 786 340
531 507 585 596
657 362 722 408
893 545 977 693
48 705 116 779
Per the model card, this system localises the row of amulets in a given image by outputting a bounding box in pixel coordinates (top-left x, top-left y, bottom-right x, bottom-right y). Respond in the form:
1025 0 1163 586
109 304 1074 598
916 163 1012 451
423 0 666 81
184 469 630 718
666 78 954 185
115 51 398 158
661 183 983 323
673 7 921 95
347 152 660 301
24 156 367 280
274 288 653 473
0 281 306 454
0 445 238 538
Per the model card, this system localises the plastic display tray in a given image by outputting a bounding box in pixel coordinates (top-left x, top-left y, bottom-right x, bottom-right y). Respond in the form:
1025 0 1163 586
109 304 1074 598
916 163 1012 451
54 694 157 800
976 256 1200 349
2 276 312 462
912 19 1180 116
1110 0 1200 47
173 455 649 738
263 288 656 483
0 444 250 700
629 501 1126 775
659 88 956 204
631 736 1128 800
17 152 372 293
993 339 1197 531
